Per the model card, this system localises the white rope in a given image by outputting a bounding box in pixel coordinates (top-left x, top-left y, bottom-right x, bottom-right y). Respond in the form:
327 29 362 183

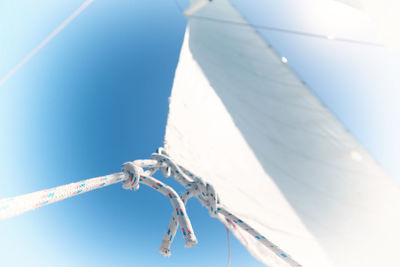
226 226 231 267
0 0 94 87
122 161 198 248
0 148 302 266
0 172 124 220
158 187 197 256
152 148 302 267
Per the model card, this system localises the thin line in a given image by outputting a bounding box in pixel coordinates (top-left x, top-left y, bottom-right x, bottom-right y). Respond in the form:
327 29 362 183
226 226 231 267
189 15 383 47
173 0 183 13
0 0 94 87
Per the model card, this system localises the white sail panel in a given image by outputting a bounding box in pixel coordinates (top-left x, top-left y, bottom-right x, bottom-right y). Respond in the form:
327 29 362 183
164 0 400 266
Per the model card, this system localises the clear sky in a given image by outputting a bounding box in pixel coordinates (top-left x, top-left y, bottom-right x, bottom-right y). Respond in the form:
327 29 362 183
0 0 263 266
0 0 399 266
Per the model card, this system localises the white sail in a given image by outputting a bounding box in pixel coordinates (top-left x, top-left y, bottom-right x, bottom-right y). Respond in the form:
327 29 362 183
334 0 400 50
164 0 400 266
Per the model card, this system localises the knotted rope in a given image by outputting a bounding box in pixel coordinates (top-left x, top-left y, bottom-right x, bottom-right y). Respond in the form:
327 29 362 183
122 160 197 248
0 148 302 266
150 148 302 267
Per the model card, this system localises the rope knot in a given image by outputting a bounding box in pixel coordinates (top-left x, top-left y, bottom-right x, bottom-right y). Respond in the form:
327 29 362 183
152 148 220 217
122 162 143 191
193 179 219 217
152 148 171 178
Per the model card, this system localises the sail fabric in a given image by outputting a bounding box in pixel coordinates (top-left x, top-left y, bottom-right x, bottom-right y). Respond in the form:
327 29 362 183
164 0 400 266
334 0 400 50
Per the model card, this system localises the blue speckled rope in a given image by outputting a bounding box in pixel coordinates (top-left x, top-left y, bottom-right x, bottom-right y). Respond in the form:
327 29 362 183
0 148 301 266
122 161 197 248
152 148 302 267
0 172 125 220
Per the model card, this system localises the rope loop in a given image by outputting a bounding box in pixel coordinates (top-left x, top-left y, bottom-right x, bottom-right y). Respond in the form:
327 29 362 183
153 148 172 178
152 148 220 217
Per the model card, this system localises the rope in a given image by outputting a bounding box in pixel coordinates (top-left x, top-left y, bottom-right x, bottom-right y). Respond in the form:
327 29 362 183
152 148 302 266
188 15 382 47
0 148 302 266
0 172 124 220
226 226 231 267
122 161 198 248
158 187 197 256
173 0 382 48
0 0 94 87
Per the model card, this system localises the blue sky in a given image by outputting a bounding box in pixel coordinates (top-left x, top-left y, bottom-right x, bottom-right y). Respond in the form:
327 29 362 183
0 0 399 266
0 0 263 266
